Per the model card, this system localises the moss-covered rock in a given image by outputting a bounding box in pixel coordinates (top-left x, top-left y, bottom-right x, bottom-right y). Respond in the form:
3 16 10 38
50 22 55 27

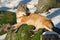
5 24 35 40
0 11 16 35
31 29 43 40
0 24 11 35
5 30 16 40
0 11 16 25
16 24 35 40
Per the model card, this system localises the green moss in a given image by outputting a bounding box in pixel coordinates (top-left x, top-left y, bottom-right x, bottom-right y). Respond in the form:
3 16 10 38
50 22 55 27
16 24 35 40
31 29 43 40
0 11 16 25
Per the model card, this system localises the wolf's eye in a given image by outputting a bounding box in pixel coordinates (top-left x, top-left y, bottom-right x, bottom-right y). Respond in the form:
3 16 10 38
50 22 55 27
19 9 24 12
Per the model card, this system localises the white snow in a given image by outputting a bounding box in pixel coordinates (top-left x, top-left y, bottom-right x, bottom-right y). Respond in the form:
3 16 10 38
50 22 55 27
27 0 38 13
43 31 58 35
0 0 21 8
0 34 7 40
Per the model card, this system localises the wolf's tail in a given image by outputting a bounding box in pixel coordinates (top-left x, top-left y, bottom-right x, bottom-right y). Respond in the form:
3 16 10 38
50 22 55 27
50 21 60 34
52 22 60 34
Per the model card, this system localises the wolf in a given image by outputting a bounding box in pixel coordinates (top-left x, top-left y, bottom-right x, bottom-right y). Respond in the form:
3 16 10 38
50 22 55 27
13 4 54 32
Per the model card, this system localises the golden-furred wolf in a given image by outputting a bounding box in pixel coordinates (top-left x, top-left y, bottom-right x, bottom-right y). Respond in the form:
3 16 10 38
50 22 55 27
13 4 54 32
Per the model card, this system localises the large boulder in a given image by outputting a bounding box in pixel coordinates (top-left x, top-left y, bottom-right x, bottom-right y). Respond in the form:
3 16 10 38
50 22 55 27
5 24 43 40
35 0 56 13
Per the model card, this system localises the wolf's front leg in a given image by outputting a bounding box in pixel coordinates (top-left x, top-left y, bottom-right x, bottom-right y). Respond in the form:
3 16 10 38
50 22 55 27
12 22 23 30
12 23 22 32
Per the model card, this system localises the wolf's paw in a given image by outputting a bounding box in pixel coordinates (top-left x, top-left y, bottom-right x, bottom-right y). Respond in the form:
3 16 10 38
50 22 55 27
11 24 18 32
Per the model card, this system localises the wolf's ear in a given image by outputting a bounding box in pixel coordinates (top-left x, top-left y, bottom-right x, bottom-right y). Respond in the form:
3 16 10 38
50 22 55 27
17 5 21 10
22 4 27 7
22 4 27 9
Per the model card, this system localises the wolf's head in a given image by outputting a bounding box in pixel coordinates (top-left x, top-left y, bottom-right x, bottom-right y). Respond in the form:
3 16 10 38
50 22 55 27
16 4 30 16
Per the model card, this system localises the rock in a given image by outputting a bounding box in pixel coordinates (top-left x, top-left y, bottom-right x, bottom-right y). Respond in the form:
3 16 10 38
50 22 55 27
0 24 11 35
42 31 59 40
35 0 56 13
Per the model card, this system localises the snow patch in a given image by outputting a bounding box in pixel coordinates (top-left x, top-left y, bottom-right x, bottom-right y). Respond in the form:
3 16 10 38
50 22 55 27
43 31 58 35
0 34 7 40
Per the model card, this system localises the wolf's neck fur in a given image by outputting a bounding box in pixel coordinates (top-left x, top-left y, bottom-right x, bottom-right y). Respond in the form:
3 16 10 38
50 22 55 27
16 10 26 23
